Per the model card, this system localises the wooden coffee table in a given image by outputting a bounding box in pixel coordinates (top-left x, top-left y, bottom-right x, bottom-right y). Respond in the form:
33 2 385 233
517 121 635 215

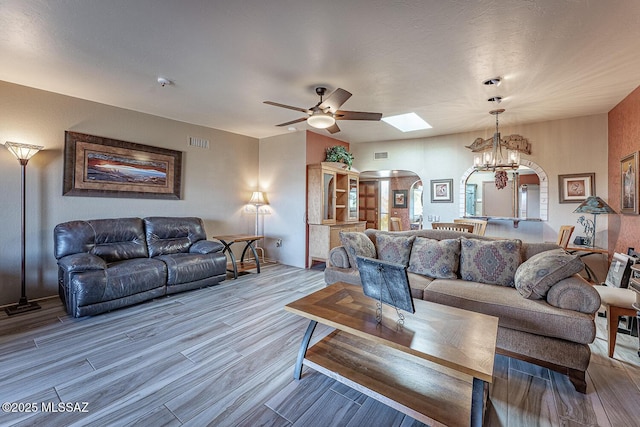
285 282 498 427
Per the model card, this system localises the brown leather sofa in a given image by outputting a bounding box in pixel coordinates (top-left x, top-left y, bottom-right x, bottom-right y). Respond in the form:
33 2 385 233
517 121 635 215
54 216 227 317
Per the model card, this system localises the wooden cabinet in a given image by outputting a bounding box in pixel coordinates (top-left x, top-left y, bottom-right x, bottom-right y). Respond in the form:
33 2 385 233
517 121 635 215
308 162 363 266
308 162 360 225
308 222 366 266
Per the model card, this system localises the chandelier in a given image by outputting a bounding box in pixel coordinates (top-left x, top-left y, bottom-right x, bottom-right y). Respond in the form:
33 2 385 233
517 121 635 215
467 109 531 172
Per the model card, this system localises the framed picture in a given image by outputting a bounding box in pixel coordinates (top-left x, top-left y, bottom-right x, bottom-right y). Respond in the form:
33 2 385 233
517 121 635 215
392 190 408 208
430 179 453 203
621 152 638 214
558 173 595 203
63 131 182 199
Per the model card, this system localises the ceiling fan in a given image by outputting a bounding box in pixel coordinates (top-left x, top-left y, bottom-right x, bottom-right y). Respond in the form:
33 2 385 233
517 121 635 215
264 87 382 134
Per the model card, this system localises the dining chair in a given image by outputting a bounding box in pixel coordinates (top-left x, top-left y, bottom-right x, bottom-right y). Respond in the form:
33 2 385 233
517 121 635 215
453 218 488 236
557 225 575 249
431 222 474 233
389 217 402 231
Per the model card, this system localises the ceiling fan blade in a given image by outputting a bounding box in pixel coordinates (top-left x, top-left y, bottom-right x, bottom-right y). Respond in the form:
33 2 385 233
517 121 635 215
319 88 352 112
334 110 383 121
326 123 341 134
275 117 308 127
264 101 311 114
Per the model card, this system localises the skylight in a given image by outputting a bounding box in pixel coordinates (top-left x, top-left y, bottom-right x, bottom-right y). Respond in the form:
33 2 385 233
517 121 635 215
382 113 432 132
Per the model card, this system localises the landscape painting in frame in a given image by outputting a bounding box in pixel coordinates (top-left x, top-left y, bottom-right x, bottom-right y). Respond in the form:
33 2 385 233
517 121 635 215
620 152 638 214
63 131 182 199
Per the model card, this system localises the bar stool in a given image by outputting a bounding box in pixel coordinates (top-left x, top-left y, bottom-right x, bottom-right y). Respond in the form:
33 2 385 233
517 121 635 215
594 285 637 357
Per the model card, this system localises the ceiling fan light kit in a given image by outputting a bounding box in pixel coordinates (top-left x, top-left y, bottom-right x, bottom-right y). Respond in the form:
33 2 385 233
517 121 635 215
307 111 335 129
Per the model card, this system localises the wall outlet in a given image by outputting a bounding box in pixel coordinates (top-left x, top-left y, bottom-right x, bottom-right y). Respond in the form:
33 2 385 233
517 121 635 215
276 239 282 247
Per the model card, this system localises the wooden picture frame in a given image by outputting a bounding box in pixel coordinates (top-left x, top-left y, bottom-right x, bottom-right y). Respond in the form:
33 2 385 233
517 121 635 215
63 131 182 199
621 152 638 214
430 179 453 203
392 190 408 208
558 173 594 203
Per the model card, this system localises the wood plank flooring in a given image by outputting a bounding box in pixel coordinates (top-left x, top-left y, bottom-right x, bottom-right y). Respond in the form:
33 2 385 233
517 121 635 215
1 264 639 426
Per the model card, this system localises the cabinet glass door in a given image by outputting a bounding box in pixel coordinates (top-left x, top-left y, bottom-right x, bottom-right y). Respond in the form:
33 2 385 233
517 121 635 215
348 176 358 221
323 172 335 222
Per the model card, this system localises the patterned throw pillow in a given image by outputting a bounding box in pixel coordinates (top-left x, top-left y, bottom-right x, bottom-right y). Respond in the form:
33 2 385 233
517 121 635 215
408 237 460 279
375 234 416 266
339 231 376 268
459 238 522 287
515 248 584 299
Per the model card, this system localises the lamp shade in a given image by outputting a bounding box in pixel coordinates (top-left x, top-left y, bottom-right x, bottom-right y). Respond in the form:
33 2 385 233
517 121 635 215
249 191 268 206
4 141 44 161
573 196 616 214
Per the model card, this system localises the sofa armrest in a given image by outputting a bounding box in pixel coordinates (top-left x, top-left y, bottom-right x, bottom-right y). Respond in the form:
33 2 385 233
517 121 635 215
57 253 107 273
189 240 224 254
328 246 351 269
546 274 601 314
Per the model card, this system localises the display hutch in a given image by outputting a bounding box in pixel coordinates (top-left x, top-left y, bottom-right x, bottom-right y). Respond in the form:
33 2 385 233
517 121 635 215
307 162 366 266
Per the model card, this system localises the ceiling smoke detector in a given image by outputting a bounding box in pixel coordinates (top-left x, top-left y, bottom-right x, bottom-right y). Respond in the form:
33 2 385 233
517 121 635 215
157 77 172 87
482 77 501 86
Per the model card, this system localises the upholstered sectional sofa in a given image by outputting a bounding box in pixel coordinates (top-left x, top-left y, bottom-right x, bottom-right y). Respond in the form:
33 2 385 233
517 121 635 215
325 228 601 393
54 217 227 317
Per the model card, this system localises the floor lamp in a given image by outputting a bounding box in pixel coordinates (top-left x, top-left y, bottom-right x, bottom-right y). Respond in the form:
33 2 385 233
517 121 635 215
248 191 268 262
248 191 268 236
4 141 44 315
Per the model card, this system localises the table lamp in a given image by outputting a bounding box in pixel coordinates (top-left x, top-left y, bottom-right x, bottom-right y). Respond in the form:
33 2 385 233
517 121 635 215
573 196 616 247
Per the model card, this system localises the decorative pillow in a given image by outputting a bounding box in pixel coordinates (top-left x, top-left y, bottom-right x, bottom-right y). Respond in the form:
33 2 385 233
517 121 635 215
375 234 416 266
515 249 584 299
459 238 522 287
339 231 376 268
408 237 460 279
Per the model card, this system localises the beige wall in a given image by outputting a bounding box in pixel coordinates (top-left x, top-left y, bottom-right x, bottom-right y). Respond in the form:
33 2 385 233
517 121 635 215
351 114 609 245
258 131 307 268
0 81 259 306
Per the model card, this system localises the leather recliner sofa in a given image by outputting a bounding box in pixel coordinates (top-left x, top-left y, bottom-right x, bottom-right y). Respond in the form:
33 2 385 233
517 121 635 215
54 216 227 317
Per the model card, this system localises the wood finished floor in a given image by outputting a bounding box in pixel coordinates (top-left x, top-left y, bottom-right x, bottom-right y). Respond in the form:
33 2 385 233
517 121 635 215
1 264 639 427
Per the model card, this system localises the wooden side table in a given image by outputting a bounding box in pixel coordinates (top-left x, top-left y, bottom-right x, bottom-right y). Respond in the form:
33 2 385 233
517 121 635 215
213 234 263 279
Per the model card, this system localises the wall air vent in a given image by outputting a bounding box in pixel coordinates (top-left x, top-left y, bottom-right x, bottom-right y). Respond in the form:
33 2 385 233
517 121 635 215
374 152 388 160
189 137 210 149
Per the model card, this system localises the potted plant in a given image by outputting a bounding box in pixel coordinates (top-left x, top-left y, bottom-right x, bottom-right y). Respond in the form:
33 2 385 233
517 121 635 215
325 145 354 169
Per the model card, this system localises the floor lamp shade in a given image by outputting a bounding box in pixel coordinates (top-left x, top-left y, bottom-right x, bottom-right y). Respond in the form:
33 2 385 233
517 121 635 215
249 191 268 206
4 141 44 315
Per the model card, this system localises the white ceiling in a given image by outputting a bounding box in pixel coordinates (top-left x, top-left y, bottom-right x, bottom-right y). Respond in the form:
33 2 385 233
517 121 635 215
2 0 640 144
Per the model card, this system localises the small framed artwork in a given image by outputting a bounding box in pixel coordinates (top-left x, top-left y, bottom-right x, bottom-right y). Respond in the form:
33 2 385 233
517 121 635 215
558 173 595 203
392 190 408 208
63 131 182 199
621 152 638 214
431 179 453 203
